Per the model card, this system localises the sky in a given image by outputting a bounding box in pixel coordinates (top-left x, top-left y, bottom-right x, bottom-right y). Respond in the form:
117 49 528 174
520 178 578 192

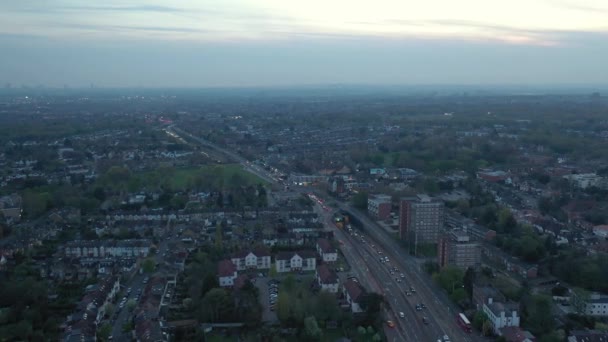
1 0 608 88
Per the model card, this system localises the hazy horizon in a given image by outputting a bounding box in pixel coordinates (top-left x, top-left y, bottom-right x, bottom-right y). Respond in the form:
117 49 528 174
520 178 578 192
2 0 608 87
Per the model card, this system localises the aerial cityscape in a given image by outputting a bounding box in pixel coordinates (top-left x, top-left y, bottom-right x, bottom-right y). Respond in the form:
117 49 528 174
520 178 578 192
1 1 608 342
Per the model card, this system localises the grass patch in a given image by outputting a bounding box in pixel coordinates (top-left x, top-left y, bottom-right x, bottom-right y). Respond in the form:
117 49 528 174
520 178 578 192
98 164 267 192
322 329 347 342
168 164 268 190
205 334 239 342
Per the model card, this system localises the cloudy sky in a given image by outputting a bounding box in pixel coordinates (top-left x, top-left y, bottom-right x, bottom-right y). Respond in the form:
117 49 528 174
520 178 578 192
1 0 608 87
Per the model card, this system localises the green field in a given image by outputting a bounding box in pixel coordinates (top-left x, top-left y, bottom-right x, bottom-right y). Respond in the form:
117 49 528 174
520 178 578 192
99 164 267 192
168 164 268 190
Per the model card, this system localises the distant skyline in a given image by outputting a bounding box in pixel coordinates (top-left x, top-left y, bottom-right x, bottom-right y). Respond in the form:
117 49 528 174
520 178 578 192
2 0 608 87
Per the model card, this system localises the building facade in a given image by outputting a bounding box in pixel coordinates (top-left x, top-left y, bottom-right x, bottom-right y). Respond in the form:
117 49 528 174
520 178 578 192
275 251 317 273
438 229 481 270
64 240 151 258
399 194 444 247
316 264 339 293
367 195 392 220
483 301 520 334
343 279 364 313
230 248 271 271
316 239 338 263
218 260 237 287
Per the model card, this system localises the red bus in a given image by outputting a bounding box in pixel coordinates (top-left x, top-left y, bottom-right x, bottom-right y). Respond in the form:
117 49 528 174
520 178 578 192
457 313 472 333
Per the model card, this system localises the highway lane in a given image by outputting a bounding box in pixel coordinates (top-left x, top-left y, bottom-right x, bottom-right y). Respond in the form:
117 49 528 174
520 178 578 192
315 204 425 342
352 228 456 342
323 212 410 341
169 126 473 341
336 202 478 342
335 228 435 341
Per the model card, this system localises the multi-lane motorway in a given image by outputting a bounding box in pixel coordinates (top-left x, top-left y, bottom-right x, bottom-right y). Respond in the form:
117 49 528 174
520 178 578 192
334 202 485 342
169 125 480 342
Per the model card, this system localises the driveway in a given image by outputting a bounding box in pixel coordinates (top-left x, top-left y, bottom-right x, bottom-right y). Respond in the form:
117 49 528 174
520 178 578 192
255 276 278 323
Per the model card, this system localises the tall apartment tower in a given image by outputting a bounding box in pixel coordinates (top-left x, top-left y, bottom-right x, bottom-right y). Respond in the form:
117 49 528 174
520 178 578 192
399 194 444 251
438 229 481 270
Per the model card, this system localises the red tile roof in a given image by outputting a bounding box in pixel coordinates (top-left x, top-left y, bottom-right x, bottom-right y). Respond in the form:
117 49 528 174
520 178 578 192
317 239 336 254
317 264 338 284
343 279 364 302
218 259 236 277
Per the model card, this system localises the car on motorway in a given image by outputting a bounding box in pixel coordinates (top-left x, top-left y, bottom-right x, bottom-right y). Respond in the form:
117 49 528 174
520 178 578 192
396 278 402 283
443 335 450 342
406 291 412 296
422 317 429 325
410 286 416 293
386 320 395 328
399 311 405 318
415 304 422 311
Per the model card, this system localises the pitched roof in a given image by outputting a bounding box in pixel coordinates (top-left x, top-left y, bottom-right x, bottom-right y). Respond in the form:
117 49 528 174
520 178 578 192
234 274 250 290
487 301 518 316
317 239 336 254
500 326 534 342
232 247 271 259
275 250 316 261
317 264 338 284
343 279 364 302
217 259 236 277
568 329 608 342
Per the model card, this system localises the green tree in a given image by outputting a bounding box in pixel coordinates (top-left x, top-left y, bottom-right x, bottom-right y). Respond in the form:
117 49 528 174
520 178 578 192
498 208 517 233
359 292 384 322
304 316 322 340
276 291 291 322
464 267 475 300
351 191 369 210
473 311 488 330
199 288 233 322
525 295 554 335
97 323 112 341
215 223 223 249
142 258 155 273
126 299 137 312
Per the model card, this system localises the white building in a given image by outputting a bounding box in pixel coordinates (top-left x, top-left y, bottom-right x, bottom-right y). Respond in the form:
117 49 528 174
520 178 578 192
218 260 237 288
64 239 151 258
316 264 339 293
563 173 604 189
584 293 608 317
483 301 520 334
316 239 338 263
275 251 316 273
593 225 608 239
343 279 364 313
231 247 271 271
